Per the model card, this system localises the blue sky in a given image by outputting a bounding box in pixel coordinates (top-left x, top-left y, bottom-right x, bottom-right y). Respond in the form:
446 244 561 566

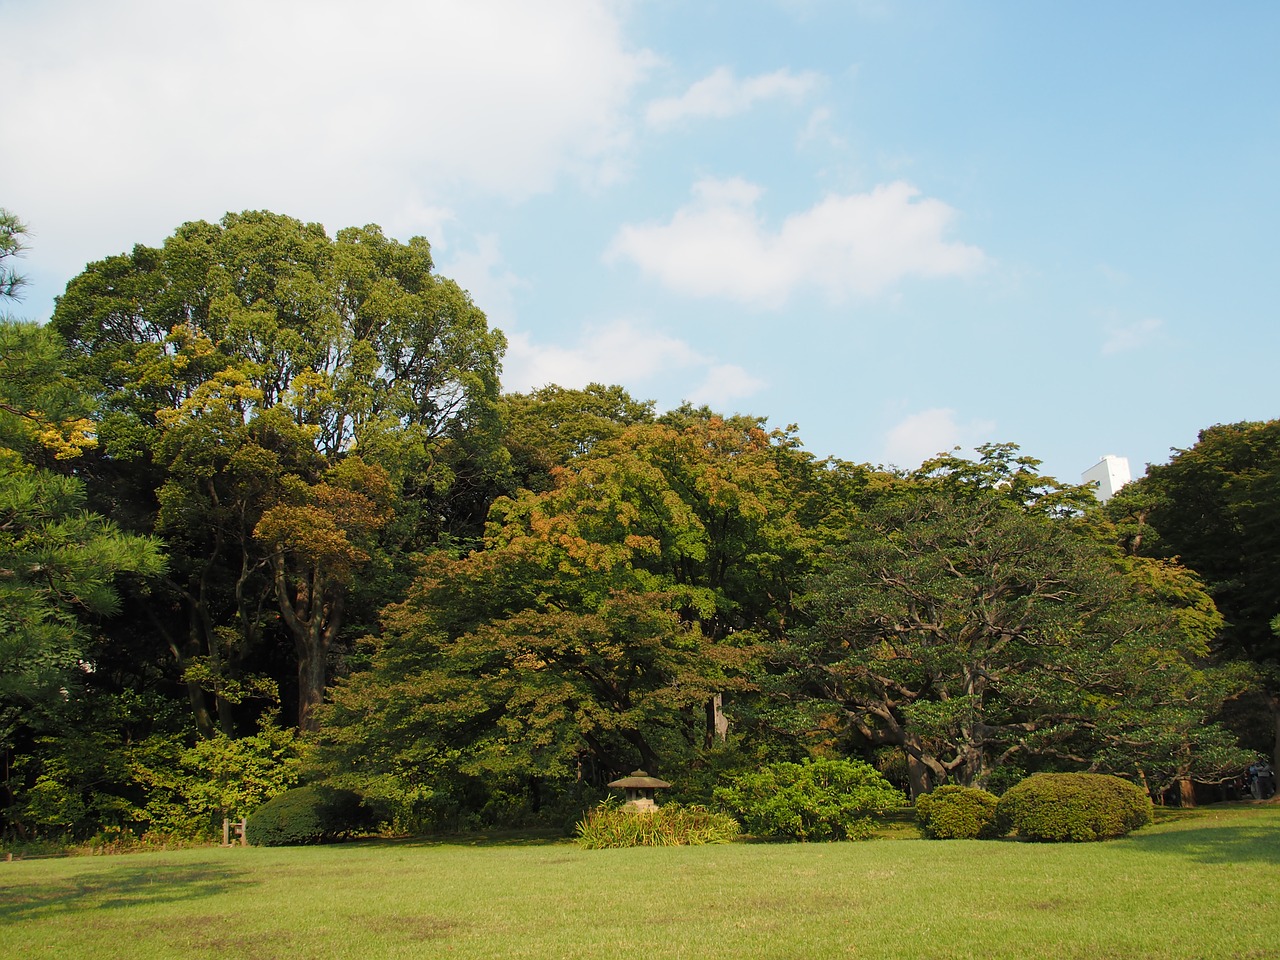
5 0 1277 483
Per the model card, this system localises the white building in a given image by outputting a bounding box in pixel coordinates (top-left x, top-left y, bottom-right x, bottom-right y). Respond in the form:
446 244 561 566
1082 455 1131 502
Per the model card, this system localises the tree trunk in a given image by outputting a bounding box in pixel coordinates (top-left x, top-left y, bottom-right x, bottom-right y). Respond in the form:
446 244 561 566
704 693 728 747
156 611 215 739
1177 778 1197 808
184 674 216 739
1176 739 1197 807
622 730 662 776
296 638 327 733
906 755 934 799
271 560 345 733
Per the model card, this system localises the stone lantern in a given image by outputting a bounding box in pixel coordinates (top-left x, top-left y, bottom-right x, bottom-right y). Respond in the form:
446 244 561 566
607 770 671 812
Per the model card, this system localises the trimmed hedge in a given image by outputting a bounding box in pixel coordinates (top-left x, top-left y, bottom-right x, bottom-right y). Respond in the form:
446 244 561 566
994 773 1152 842
915 785 1000 839
246 784 371 846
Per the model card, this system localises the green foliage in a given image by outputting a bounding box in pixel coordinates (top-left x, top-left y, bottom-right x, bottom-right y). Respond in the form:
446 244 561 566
1126 420 1280 668
10 699 305 842
0 320 164 751
50 210 508 733
319 415 829 811
980 764 1025 797
574 800 740 848
788 445 1246 796
246 784 371 846
994 773 1152 842
0 320 97 461
501 383 656 493
714 758 904 842
0 469 165 703
914 785 1000 839
1111 421 1280 766
0 209 28 305
176 723 305 824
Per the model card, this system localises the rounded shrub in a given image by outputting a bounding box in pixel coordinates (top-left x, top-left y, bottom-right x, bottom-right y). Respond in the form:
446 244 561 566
245 784 371 846
714 757 905 842
994 773 1152 842
915 785 1000 839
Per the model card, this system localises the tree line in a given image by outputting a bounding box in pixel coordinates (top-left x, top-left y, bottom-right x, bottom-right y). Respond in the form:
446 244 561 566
2 208 1276 841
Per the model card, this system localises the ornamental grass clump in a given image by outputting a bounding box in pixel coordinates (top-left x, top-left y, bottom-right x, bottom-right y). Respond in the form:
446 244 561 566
995 773 1152 842
574 802 741 849
915 785 1001 839
714 757 905 842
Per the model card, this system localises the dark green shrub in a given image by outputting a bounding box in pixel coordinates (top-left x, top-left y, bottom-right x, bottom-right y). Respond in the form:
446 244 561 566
915 785 1000 839
980 764 1026 797
714 757 905 842
574 801 741 848
245 784 371 846
994 773 1152 842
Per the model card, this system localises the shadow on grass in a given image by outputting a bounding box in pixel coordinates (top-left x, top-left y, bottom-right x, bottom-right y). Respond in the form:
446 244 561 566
0 863 255 923
1123 824 1280 865
343 827 571 850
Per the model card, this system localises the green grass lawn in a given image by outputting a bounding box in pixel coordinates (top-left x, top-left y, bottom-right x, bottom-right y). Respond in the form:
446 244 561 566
3 803 1278 960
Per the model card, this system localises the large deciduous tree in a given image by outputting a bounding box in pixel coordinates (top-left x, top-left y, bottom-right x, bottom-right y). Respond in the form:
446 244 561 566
1109 420 1280 766
785 446 1245 798
499 383 656 493
319 413 838 821
51 211 506 732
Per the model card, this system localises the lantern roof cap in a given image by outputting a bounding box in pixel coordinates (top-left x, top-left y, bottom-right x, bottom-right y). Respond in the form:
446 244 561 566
607 770 671 789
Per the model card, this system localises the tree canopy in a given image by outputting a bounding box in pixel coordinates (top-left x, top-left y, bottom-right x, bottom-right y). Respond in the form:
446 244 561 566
319 414 831 821
0 206 1266 841
1108 420 1280 766
783 449 1246 797
49 211 507 733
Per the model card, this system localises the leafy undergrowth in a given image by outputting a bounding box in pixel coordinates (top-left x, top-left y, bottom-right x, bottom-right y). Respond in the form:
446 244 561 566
574 802 740 848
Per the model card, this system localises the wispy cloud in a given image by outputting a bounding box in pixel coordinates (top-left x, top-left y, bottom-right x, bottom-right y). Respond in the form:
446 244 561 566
686 364 768 408
1102 317 1163 356
607 178 988 307
438 235 527 333
882 408 997 470
646 67 819 127
503 320 700 391
501 320 766 413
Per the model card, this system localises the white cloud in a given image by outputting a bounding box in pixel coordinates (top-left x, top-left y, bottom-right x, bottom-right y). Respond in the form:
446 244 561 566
2 0 652 292
500 319 766 413
502 320 703 393
607 178 987 307
686 364 769 408
385 204 458 255
1102 317 1163 356
882 408 996 470
438 235 526 333
646 67 819 127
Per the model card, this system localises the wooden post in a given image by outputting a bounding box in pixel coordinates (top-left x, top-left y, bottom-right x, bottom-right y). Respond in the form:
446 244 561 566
222 816 249 847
